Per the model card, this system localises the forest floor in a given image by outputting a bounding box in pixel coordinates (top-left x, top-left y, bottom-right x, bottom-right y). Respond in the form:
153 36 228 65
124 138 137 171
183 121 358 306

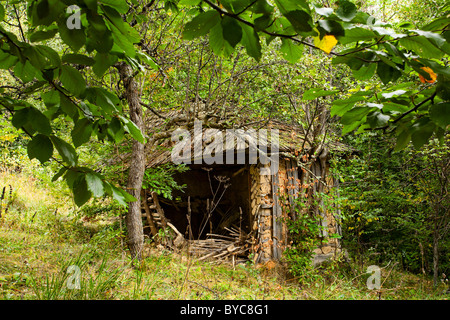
0 170 448 300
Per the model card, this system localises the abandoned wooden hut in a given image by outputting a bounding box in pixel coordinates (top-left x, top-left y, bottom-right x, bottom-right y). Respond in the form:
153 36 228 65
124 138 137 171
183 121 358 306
140 115 349 265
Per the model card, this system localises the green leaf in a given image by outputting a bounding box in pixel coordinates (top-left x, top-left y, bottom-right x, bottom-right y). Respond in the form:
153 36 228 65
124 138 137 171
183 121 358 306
110 27 136 58
182 10 220 40
0 51 19 69
92 53 118 78
367 111 390 128
0 3 5 21
58 18 86 52
85 173 104 197
59 93 78 118
342 118 364 134
411 30 446 47
239 22 261 61
338 27 376 45
29 107 52 135
422 17 450 31
14 61 36 83
27 134 53 164
314 6 333 17
85 87 120 115
136 52 159 70
102 5 141 43
280 38 303 63
103 7 139 58
59 65 86 96
35 45 61 69
394 129 411 151
107 117 125 143
222 16 242 48
399 36 445 59
382 102 409 114
42 90 60 108
107 183 130 206
335 0 357 22
283 10 313 33
120 116 145 143
23 46 47 70
64 170 81 189
86 13 114 54
274 0 310 14
99 0 129 14
62 54 95 66
352 63 376 80
73 175 91 207
179 0 201 5
249 0 274 14
318 20 345 37
51 136 78 166
429 102 450 129
340 106 374 125
331 102 353 117
52 167 67 182
436 74 450 101
30 0 65 27
376 61 401 85
303 88 339 100
29 28 58 42
12 108 30 129
209 23 234 57
410 117 435 149
71 118 93 147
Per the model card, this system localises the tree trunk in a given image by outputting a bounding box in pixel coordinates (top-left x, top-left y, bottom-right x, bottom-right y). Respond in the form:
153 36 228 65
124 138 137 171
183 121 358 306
117 62 145 263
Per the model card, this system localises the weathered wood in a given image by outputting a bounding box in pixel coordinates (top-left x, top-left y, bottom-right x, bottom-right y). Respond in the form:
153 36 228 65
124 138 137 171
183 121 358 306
271 171 282 260
151 191 168 228
142 191 158 237
143 190 158 236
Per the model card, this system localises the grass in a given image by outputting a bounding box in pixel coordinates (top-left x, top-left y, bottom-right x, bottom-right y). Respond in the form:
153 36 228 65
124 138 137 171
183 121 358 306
0 169 448 300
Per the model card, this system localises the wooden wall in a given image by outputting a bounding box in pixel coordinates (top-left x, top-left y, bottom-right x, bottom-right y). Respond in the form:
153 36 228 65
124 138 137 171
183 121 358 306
249 158 342 264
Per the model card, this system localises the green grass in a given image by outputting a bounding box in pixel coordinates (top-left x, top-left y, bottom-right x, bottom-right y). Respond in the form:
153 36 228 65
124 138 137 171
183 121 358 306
0 170 448 300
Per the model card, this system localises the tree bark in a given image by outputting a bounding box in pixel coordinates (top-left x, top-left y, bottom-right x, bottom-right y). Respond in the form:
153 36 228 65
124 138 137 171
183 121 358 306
117 62 145 263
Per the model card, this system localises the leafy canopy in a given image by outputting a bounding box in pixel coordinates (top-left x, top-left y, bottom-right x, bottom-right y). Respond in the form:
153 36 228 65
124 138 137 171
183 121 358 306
181 0 450 150
0 0 449 207
0 0 157 207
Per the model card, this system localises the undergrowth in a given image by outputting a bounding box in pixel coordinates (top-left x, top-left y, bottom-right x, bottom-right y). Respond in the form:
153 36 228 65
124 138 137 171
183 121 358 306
0 170 448 300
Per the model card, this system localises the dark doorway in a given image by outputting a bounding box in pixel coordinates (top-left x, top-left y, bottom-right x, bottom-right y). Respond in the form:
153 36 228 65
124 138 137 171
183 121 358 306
158 165 251 240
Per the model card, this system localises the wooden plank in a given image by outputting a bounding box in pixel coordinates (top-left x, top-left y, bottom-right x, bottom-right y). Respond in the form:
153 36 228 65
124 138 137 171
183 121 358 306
151 191 168 228
142 190 158 237
271 172 281 260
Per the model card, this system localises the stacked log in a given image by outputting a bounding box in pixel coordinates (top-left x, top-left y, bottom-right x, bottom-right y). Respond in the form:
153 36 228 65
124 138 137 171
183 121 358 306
188 226 252 264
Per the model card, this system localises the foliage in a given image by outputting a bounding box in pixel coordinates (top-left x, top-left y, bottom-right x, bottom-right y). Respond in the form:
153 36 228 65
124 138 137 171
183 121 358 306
0 0 158 207
1 169 448 300
180 0 450 150
29 250 122 300
143 163 188 200
281 197 324 282
0 0 448 209
332 131 450 277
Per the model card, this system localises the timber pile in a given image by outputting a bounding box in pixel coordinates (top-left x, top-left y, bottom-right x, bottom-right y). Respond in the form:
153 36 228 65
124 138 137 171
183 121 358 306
188 226 252 264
